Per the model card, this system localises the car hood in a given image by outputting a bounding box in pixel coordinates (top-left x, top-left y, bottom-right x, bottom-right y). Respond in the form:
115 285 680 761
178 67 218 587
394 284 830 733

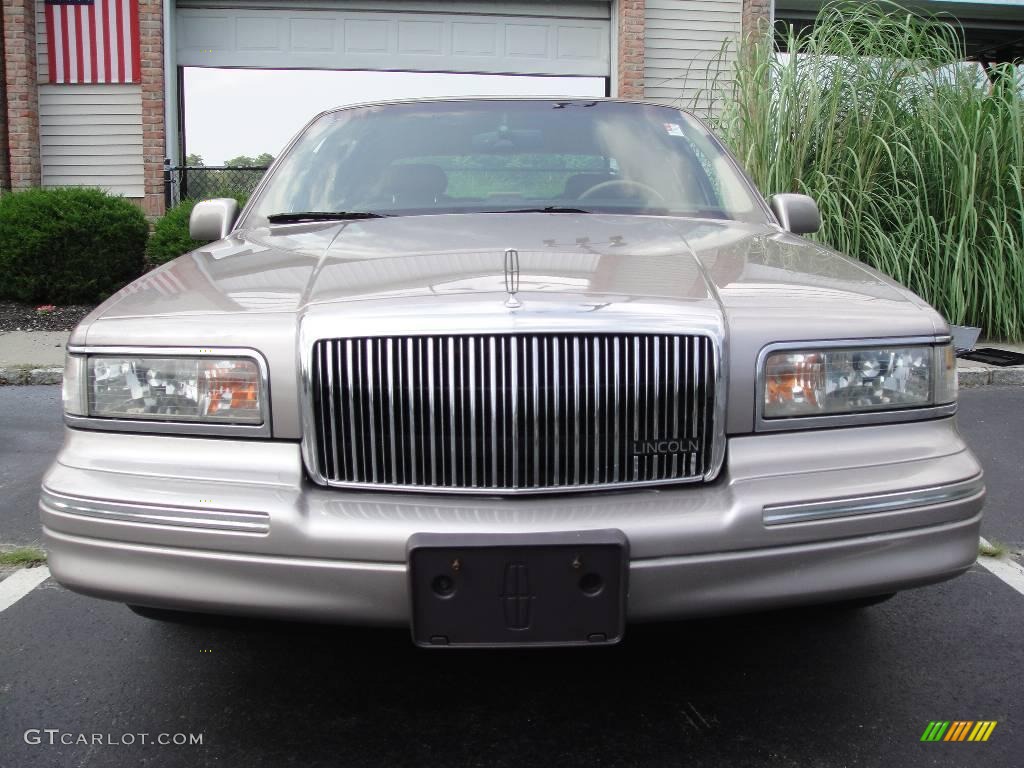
84 212 938 329
79 213 945 436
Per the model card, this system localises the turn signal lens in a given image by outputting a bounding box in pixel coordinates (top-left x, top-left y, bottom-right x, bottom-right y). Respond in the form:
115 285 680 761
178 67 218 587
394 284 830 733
62 354 86 416
934 343 958 405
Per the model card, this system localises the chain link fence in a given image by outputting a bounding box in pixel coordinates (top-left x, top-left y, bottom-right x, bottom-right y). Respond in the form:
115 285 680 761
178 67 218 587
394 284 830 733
164 163 269 207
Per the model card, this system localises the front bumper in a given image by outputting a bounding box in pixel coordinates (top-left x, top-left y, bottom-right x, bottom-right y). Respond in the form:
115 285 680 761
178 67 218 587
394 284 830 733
41 418 984 624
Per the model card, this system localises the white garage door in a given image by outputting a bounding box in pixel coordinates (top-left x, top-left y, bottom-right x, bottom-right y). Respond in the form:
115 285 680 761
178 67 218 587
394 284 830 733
175 0 611 78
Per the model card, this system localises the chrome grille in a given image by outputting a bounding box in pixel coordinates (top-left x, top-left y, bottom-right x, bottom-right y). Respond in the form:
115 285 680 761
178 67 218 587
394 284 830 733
309 334 716 492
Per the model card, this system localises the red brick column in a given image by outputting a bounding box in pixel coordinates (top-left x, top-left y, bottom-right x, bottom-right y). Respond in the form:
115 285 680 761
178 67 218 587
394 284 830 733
742 0 772 41
2 0 40 189
139 0 165 215
616 0 645 98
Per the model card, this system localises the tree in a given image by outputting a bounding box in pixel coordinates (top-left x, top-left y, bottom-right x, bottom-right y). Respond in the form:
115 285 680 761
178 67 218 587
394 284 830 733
225 153 274 168
224 155 255 168
185 153 204 167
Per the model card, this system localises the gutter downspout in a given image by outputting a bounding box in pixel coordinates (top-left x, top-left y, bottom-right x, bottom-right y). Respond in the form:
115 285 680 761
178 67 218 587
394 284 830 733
610 0 620 97
163 0 177 167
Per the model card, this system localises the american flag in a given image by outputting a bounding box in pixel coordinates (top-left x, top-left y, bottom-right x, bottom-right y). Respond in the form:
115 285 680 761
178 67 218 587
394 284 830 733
44 0 141 85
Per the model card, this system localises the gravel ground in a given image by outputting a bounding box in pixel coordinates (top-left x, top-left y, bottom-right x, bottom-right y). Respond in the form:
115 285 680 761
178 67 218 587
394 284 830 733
0 301 94 332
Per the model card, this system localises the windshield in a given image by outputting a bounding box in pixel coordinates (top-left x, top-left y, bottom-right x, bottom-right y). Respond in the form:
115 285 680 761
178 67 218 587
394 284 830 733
247 99 767 224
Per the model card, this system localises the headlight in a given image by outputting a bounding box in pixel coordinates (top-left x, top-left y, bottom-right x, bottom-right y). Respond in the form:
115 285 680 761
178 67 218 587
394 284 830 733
64 353 266 428
763 343 955 419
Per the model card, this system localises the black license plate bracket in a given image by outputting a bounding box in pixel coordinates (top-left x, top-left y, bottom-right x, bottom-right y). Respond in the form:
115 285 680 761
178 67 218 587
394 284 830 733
408 529 628 648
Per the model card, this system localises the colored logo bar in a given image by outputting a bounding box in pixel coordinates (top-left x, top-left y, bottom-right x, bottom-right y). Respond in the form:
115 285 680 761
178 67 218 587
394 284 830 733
921 721 998 742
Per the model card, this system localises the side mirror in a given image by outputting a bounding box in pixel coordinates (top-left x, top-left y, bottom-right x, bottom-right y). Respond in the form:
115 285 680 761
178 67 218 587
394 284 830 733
769 193 821 235
189 198 239 242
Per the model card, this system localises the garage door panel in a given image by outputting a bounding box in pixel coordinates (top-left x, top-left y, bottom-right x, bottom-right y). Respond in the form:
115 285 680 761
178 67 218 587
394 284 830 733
236 17 284 51
452 22 497 55
345 19 389 54
290 18 336 52
176 6 609 77
181 14 233 50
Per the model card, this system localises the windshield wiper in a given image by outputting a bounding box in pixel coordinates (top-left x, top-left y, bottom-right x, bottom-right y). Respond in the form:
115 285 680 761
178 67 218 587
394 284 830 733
266 211 390 224
487 206 593 214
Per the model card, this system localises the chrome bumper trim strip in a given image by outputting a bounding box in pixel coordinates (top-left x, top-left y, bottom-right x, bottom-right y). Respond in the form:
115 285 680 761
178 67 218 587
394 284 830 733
762 475 984 526
40 488 270 534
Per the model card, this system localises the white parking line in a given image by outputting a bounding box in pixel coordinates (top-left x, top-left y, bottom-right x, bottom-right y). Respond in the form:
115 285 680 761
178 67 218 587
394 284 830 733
0 566 51 613
978 538 1024 597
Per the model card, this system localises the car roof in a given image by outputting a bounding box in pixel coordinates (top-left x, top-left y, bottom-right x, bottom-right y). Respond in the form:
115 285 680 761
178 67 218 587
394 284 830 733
311 96 699 121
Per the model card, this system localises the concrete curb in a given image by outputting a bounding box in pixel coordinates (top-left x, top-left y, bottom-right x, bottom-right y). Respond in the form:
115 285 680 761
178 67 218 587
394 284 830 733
957 366 1024 387
0 366 64 386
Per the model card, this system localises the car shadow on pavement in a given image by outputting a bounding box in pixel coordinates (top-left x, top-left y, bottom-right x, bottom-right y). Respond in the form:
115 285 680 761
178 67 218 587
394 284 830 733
127 601 889 765
10 570 1018 768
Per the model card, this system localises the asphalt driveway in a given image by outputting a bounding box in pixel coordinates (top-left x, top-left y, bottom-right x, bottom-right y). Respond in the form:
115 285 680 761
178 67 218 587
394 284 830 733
1 385 1021 767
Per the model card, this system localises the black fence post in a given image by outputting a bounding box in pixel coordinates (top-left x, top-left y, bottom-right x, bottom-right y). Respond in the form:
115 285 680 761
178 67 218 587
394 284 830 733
163 158 171 210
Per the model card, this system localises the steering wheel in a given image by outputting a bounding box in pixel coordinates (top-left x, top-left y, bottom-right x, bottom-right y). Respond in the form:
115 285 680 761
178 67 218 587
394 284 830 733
578 180 666 203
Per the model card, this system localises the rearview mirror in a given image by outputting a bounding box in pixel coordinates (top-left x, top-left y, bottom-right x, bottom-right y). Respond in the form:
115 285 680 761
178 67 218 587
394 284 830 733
189 198 240 242
769 193 821 235
471 128 543 153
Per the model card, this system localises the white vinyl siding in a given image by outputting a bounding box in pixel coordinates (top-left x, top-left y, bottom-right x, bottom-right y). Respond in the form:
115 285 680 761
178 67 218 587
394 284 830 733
38 85 145 198
643 0 742 112
35 0 48 83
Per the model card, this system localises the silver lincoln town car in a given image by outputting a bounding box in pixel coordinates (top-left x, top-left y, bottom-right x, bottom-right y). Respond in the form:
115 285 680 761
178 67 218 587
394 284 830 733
41 98 985 647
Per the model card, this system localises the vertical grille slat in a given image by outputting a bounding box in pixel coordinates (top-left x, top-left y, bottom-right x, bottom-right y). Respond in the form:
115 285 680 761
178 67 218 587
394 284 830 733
672 336 681 478
553 337 561 486
310 333 715 492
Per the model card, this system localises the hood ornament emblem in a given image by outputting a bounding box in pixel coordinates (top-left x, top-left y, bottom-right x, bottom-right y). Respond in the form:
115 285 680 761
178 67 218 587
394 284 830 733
504 247 521 309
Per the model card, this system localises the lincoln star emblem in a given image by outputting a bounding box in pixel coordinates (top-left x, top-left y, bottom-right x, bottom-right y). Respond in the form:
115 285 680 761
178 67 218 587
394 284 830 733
501 562 533 630
504 247 521 309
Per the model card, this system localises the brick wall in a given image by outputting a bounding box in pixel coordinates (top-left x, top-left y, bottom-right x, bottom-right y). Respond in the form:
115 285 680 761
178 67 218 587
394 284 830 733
2 0 40 189
139 0 165 215
741 0 772 40
616 0 645 98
